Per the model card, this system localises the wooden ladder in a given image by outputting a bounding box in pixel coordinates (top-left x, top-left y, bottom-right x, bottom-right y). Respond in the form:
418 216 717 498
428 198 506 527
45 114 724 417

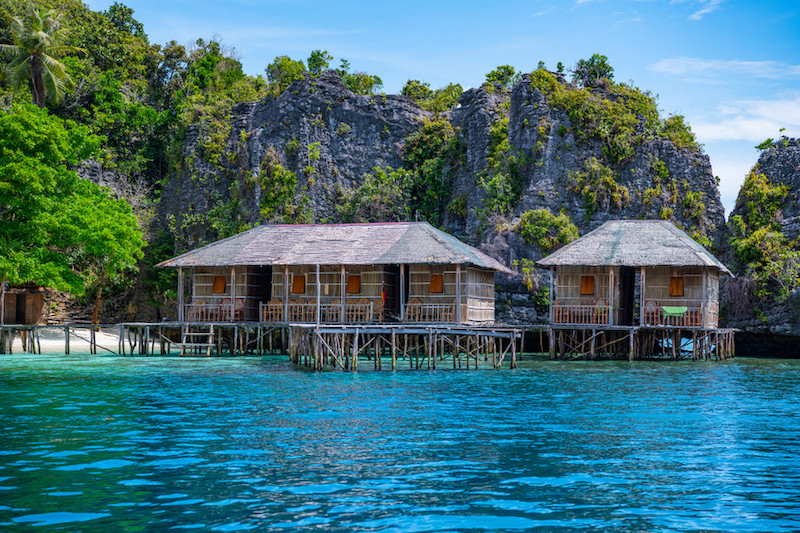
179 324 216 357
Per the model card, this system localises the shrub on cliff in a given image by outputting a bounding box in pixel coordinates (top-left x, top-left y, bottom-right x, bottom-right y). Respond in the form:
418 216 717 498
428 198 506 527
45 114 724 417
729 168 800 300
515 209 579 253
402 118 464 223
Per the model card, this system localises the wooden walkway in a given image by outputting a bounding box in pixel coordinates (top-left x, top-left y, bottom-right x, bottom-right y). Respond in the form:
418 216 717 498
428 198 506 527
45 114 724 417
0 322 734 365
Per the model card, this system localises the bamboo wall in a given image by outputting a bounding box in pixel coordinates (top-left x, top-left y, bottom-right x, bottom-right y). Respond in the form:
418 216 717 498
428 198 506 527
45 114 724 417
271 265 397 317
408 265 495 324
555 266 614 306
192 266 268 321
2 293 45 325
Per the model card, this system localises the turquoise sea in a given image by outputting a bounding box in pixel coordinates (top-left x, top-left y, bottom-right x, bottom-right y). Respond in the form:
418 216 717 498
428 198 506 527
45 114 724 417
1 353 799 532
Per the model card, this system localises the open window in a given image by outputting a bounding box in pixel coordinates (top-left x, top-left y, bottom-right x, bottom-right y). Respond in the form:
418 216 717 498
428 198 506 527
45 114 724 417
212 276 226 294
580 275 595 296
346 275 361 294
291 274 306 294
669 276 684 297
429 274 444 293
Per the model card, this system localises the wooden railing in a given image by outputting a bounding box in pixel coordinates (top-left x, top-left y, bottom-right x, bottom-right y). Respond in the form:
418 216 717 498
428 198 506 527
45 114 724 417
405 302 459 323
552 304 610 325
643 303 704 327
260 302 373 323
184 298 245 322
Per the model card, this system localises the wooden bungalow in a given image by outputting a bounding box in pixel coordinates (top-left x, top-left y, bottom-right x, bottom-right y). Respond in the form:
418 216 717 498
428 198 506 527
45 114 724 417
1 284 47 325
536 220 731 328
157 222 513 325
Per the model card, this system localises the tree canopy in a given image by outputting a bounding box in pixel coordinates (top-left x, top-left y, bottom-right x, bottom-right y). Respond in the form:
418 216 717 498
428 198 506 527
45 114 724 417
0 103 144 294
0 3 85 107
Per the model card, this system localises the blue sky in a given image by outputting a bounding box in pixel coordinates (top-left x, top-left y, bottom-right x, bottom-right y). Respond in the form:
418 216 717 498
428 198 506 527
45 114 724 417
86 0 800 216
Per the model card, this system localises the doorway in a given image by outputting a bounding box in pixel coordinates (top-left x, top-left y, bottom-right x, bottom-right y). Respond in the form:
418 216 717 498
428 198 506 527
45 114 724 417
15 293 26 324
618 266 636 326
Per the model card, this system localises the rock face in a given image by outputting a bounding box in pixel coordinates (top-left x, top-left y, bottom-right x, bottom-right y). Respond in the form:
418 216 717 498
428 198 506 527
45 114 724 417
722 138 800 338
155 71 728 324
159 71 429 243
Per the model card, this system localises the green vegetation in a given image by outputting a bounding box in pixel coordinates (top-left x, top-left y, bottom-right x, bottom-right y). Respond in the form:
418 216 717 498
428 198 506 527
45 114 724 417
572 53 613 88
258 148 298 220
0 103 144 295
0 4 85 107
402 117 464 223
641 157 710 246
569 157 630 219
729 168 799 300
530 67 700 162
515 209 579 253
478 115 524 217
401 79 463 113
484 65 520 90
336 167 409 223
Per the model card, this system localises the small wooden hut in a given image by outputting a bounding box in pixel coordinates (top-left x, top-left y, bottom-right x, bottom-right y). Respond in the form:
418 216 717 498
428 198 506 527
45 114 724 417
157 222 512 325
536 220 731 328
1 284 47 325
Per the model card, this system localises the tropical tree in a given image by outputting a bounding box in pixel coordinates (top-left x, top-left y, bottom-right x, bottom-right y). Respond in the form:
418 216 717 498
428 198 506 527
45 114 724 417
485 65 520 89
0 103 145 323
0 4 85 107
572 53 614 88
307 49 332 76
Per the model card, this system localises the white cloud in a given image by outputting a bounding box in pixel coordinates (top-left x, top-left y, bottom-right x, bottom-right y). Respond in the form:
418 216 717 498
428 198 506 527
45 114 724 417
650 57 800 82
670 0 723 20
693 96 800 142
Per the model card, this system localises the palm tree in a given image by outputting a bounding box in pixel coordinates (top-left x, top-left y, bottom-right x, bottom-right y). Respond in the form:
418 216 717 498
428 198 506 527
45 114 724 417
0 4 84 107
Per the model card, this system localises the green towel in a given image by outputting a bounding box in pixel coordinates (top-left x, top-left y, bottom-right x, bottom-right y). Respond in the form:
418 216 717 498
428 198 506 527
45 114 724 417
661 306 688 316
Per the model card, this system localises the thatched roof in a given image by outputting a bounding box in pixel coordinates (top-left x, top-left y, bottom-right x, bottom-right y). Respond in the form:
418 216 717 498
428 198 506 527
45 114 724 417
157 222 514 274
536 220 731 275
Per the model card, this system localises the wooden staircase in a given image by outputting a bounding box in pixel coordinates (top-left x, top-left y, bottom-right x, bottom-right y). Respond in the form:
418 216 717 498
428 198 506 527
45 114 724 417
177 324 216 357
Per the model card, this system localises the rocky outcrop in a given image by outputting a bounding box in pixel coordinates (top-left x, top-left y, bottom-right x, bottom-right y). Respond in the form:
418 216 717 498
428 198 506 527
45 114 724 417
722 138 800 337
156 70 729 324
159 71 429 243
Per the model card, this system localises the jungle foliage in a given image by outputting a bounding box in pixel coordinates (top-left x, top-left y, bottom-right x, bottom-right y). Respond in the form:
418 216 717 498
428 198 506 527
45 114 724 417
729 168 800 300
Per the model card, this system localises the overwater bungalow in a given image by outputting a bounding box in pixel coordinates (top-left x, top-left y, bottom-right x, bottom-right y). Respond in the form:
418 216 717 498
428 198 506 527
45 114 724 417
536 220 731 329
157 222 513 326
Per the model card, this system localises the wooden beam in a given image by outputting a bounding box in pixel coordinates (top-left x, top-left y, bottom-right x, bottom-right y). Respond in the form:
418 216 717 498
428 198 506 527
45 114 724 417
456 264 462 324
283 265 289 322
177 267 184 322
400 264 405 321
230 265 236 322
341 265 346 324
316 264 321 327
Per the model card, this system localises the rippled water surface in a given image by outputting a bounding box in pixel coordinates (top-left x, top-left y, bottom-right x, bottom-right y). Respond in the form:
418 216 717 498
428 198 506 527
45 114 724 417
1 354 799 532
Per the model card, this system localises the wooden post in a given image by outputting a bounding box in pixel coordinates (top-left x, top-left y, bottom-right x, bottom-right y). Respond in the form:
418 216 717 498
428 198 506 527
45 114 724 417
177 267 184 322
400 264 405 321
548 328 555 359
283 265 289 322
315 264 321 327
639 266 646 326
549 268 554 325
230 266 236 322
608 267 615 326
511 333 517 369
391 328 397 371
701 269 707 328
64 325 70 354
629 329 635 361
455 264 462 324
340 265 346 324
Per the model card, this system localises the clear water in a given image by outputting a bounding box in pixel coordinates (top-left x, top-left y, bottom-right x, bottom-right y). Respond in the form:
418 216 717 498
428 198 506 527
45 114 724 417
1 354 799 532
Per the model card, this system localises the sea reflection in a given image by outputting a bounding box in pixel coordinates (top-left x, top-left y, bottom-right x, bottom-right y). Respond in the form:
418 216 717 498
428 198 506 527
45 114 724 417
0 355 799 531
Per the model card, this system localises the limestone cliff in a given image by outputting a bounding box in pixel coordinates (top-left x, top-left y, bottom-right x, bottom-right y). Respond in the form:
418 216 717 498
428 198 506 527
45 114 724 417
721 137 800 341
153 70 728 324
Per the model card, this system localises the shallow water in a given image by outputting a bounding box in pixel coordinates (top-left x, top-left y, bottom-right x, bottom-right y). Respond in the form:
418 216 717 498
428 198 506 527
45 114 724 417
1 354 799 532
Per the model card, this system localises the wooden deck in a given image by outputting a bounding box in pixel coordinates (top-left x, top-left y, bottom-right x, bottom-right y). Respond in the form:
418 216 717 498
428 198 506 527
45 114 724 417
0 322 734 365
